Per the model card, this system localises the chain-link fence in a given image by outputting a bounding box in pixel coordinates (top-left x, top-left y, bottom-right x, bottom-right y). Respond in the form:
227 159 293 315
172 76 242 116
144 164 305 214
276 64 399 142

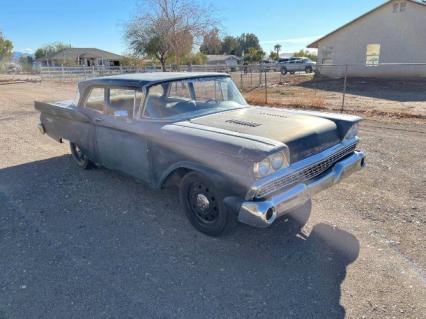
35 62 426 118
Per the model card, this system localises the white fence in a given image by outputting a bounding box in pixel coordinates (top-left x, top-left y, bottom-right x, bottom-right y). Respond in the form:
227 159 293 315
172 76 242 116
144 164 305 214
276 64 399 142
38 64 278 81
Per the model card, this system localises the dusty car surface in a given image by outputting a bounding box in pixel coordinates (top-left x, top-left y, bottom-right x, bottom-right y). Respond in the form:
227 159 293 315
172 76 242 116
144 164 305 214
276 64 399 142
35 72 365 236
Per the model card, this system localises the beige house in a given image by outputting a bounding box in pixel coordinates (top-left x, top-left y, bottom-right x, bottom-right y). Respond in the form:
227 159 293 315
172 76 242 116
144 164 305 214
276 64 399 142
206 55 241 67
308 0 426 78
37 48 123 67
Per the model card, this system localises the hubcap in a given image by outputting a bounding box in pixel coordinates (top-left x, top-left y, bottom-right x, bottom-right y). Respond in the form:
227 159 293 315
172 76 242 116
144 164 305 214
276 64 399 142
188 181 218 224
72 143 86 164
196 194 210 211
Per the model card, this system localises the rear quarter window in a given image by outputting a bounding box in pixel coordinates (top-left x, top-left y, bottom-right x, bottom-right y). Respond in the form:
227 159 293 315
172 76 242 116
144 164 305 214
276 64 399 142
85 88 105 113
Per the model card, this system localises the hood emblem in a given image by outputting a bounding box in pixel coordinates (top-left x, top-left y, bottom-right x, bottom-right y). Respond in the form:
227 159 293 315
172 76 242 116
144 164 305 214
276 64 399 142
225 119 261 127
259 112 289 118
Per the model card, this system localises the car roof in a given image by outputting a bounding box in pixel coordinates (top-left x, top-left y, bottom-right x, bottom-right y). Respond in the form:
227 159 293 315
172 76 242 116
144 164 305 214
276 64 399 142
78 72 229 92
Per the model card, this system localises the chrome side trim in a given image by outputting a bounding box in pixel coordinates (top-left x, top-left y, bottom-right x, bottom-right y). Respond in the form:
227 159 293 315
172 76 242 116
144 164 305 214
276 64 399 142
238 151 365 228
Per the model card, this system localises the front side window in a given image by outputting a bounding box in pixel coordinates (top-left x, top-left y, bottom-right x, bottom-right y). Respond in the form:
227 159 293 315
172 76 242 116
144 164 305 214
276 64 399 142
85 87 105 113
143 77 247 120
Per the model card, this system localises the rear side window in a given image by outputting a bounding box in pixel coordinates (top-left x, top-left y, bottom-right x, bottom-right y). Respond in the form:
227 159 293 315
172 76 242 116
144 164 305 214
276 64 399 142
85 88 104 113
106 88 140 119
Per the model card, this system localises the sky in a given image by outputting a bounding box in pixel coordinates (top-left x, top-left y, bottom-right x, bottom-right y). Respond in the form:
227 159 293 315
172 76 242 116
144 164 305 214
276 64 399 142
0 0 385 55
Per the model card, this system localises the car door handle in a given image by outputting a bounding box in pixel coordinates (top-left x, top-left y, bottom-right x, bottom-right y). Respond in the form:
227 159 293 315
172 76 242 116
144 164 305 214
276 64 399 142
94 117 103 122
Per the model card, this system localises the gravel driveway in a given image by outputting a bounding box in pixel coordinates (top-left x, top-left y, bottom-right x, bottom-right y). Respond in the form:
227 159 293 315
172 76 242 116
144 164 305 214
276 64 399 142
0 82 425 319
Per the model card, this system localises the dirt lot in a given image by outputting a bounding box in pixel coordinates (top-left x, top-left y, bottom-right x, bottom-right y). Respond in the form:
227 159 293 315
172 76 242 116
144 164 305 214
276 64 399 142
0 80 425 319
241 73 426 119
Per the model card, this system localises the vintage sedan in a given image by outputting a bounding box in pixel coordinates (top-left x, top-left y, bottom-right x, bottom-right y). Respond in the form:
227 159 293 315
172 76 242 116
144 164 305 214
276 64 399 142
35 73 365 236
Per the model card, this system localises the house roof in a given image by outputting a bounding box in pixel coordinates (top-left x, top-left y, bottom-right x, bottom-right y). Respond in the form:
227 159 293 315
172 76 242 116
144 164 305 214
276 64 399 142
308 0 426 48
77 72 229 92
206 55 241 62
40 48 124 61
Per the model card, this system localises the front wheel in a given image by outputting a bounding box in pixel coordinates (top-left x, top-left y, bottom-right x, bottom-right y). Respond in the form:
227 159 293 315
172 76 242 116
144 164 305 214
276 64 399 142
179 172 234 236
281 67 288 75
305 66 313 73
70 142 94 169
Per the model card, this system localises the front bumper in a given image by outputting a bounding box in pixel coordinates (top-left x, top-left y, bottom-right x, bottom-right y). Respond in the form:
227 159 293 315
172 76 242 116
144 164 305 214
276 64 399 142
238 151 365 227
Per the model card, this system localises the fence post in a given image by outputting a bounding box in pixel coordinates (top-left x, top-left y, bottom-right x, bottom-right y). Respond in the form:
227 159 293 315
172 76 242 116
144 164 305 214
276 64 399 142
264 71 268 104
61 64 64 82
341 64 348 112
240 68 243 90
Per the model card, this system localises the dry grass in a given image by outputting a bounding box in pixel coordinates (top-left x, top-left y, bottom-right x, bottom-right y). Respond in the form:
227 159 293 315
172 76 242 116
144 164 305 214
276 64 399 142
244 89 327 110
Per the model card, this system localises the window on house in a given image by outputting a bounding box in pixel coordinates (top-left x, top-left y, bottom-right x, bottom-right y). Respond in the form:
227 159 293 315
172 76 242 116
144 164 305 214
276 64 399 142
393 3 400 12
393 1 407 13
322 46 334 64
366 44 381 66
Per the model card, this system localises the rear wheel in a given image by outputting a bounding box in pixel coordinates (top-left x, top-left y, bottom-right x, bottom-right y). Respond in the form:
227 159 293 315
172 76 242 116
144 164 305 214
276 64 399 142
179 172 233 236
280 67 288 75
70 142 94 169
290 71 295 75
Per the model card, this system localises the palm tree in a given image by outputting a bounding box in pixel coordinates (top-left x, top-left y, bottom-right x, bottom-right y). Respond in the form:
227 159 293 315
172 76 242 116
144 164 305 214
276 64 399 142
274 44 282 57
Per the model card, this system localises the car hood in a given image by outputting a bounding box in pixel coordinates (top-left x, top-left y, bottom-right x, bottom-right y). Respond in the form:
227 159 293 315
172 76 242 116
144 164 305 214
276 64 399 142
189 107 341 162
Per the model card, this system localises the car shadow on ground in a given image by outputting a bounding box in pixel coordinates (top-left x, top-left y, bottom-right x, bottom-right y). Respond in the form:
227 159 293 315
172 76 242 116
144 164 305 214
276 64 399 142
0 155 359 319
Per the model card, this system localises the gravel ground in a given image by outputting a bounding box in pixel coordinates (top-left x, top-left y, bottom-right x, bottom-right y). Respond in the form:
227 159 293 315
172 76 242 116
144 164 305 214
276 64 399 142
0 82 425 319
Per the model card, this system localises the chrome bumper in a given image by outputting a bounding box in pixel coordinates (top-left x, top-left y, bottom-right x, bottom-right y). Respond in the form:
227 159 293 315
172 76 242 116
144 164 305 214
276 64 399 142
238 151 366 228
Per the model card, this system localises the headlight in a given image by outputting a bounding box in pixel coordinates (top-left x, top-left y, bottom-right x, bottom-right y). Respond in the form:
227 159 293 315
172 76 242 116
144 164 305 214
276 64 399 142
254 152 289 178
344 123 359 140
254 158 271 178
270 153 285 171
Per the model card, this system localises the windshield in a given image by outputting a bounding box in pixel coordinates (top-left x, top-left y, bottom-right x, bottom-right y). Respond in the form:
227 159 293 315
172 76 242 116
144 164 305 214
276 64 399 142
143 77 247 120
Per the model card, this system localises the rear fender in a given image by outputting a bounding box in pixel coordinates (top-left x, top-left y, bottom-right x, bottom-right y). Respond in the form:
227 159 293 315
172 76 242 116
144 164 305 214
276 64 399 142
35 101 94 155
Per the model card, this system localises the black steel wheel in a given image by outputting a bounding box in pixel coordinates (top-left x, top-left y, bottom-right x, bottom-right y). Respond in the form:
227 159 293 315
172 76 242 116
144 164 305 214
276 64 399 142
180 172 233 236
70 142 94 169
305 66 313 73
281 67 288 75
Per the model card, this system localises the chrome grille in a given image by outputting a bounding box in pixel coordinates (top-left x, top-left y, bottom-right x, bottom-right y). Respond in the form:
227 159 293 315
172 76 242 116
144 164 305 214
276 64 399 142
256 143 357 198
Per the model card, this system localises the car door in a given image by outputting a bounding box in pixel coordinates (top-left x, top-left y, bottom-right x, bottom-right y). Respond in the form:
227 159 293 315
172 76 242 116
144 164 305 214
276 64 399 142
93 87 152 183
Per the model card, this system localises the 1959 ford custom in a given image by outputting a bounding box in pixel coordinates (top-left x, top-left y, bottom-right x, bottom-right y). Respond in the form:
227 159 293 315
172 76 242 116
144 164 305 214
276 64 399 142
35 73 365 236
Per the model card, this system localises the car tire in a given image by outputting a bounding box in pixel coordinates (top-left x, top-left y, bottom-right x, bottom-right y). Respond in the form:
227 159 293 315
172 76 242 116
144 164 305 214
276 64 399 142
70 142 94 169
179 172 234 237
290 71 295 75
280 67 288 75
305 66 313 74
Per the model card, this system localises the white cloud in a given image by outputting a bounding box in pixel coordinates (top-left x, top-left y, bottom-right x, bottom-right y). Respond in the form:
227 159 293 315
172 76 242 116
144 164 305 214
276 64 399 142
18 48 34 54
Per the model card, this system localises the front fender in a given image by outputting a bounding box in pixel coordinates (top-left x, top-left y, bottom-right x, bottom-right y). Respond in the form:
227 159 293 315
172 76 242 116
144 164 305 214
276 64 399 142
158 161 227 187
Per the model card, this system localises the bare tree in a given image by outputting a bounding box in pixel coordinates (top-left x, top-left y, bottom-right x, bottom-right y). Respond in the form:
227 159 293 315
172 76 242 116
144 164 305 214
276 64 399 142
125 0 218 71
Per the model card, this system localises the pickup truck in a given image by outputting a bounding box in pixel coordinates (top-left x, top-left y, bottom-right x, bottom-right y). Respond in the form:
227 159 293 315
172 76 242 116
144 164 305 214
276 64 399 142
35 72 365 236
